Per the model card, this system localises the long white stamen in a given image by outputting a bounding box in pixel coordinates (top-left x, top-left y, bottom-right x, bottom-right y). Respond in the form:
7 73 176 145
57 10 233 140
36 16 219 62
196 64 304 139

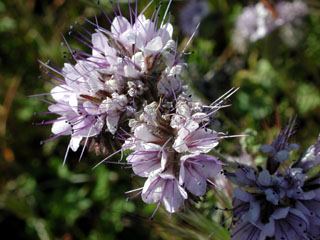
141 0 154 15
182 22 200 53
160 0 172 27
93 149 123 169
79 126 93 162
63 143 71 167
125 187 144 194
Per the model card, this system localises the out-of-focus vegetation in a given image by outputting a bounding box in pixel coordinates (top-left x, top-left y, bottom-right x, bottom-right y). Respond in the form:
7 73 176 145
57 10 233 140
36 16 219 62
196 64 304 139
0 0 320 239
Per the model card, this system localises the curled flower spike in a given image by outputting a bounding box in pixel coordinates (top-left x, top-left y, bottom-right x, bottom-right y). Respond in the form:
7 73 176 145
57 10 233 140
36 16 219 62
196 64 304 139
261 117 299 174
123 90 238 215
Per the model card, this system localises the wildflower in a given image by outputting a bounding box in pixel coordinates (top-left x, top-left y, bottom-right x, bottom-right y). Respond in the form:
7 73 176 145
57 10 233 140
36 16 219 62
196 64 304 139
227 123 320 240
36 0 187 162
228 167 312 239
36 0 239 217
141 168 188 216
275 0 308 25
232 0 308 52
122 89 238 214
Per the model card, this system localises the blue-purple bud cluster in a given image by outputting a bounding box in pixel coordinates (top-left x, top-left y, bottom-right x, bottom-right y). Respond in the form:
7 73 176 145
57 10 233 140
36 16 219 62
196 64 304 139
226 121 320 239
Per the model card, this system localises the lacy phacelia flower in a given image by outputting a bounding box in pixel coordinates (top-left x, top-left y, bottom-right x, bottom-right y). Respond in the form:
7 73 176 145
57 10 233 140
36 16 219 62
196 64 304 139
232 0 308 52
36 0 186 162
122 91 237 215
226 129 320 240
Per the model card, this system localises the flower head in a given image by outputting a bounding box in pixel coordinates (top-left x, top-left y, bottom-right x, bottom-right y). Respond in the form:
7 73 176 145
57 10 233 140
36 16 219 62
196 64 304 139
123 90 237 214
37 0 187 162
227 127 320 240
232 0 308 52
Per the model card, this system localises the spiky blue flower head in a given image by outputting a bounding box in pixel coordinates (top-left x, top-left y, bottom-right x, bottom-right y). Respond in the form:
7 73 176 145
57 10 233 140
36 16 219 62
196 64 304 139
226 122 320 240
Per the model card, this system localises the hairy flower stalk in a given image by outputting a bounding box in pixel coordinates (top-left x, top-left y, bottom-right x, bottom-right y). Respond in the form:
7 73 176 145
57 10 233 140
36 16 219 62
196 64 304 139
35 0 189 163
226 121 320 240
121 89 239 215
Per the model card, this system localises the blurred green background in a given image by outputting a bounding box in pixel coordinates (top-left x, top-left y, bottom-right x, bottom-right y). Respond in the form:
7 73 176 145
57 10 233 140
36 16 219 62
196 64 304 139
1 0 320 239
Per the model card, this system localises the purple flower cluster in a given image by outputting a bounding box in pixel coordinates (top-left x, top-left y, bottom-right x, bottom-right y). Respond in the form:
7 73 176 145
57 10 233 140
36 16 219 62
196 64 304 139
37 0 186 162
226 122 320 239
121 93 236 215
232 0 308 52
37 0 237 214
